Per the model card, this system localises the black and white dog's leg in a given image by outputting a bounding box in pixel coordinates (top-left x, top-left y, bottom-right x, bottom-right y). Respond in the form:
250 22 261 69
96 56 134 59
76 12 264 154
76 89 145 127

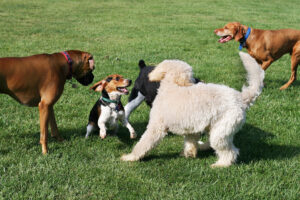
124 88 145 121
85 123 96 138
98 108 110 139
121 116 136 139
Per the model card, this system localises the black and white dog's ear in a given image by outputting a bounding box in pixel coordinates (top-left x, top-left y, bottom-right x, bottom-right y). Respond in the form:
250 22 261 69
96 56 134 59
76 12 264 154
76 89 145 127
138 60 146 69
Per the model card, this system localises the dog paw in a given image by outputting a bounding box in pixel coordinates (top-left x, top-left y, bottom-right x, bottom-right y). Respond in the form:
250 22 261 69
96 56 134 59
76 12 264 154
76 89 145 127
99 131 107 139
210 162 231 168
121 154 139 161
55 136 64 142
130 132 137 139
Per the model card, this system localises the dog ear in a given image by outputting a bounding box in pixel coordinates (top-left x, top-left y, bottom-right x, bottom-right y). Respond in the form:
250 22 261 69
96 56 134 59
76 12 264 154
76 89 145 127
90 80 107 92
234 25 245 41
148 70 166 82
174 72 193 86
82 53 95 70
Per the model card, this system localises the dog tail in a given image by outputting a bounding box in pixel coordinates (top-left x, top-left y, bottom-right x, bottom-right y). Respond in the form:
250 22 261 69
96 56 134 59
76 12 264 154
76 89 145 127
239 52 265 109
138 60 146 69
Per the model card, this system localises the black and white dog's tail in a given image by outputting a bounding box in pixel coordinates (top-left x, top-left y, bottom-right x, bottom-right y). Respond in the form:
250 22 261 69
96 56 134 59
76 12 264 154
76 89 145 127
139 60 146 69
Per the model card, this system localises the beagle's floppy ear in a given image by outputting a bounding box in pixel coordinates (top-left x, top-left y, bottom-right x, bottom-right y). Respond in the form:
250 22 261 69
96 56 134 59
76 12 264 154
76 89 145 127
234 25 245 41
90 80 107 92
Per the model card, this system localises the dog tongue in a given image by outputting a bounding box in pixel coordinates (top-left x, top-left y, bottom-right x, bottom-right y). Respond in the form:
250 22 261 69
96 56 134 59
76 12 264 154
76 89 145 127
120 88 128 93
218 35 232 43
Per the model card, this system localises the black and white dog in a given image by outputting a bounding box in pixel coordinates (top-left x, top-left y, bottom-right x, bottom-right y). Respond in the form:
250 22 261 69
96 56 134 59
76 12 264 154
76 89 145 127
124 60 201 121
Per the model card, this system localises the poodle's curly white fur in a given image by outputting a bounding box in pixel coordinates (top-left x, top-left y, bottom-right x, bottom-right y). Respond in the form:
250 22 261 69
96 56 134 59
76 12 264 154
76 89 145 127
121 52 264 168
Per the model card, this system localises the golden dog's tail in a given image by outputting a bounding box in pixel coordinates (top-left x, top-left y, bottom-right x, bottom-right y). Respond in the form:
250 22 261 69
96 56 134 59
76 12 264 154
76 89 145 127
239 52 265 109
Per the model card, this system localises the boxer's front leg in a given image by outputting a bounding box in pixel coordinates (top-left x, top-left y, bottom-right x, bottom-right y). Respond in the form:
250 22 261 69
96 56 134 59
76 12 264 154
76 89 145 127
38 100 50 154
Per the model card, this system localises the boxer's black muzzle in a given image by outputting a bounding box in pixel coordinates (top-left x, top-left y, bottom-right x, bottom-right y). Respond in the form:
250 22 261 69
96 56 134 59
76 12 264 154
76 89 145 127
76 71 94 86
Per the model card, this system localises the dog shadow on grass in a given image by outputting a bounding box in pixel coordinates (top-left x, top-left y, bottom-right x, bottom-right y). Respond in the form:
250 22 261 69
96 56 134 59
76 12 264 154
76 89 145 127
3 122 299 165
234 123 300 164
116 122 300 164
61 122 299 164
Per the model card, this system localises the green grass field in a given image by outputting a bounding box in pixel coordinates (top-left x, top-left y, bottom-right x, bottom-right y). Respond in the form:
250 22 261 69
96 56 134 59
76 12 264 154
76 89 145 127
0 0 299 199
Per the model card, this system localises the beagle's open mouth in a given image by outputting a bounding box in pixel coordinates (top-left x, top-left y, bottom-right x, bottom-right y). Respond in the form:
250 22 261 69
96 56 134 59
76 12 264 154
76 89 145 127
218 35 233 43
117 86 129 94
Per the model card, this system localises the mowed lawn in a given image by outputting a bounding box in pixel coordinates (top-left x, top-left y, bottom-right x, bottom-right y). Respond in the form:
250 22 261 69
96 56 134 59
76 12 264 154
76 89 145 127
0 0 299 199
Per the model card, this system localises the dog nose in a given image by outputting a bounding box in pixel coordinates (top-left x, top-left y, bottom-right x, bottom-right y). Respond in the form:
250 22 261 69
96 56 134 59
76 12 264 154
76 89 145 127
214 29 218 33
128 80 132 85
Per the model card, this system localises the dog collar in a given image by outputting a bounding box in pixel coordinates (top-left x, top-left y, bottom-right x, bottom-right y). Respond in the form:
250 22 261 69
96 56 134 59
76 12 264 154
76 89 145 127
101 97 118 104
239 27 251 50
61 51 73 79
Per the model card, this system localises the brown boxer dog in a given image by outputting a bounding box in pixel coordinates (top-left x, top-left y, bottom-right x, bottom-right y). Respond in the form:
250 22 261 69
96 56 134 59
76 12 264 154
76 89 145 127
0 50 95 154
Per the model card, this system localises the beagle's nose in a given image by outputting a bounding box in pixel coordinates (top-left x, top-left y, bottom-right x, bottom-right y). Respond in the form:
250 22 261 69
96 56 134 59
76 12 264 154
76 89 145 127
214 29 218 33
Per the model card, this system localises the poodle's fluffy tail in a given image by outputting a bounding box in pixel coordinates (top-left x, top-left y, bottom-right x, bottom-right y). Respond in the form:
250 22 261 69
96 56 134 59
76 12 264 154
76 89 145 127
239 52 265 109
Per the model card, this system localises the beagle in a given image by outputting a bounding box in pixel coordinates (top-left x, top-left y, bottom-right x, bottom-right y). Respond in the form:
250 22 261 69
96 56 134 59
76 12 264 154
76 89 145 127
86 74 136 139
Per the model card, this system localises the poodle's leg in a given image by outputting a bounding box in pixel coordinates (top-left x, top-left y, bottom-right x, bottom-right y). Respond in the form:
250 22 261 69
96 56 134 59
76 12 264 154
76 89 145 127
209 114 244 168
124 90 145 121
121 125 167 161
183 135 199 158
198 140 211 151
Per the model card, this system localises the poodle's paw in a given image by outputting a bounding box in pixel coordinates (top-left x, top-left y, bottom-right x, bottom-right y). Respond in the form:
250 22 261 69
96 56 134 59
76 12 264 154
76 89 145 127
210 161 232 168
121 153 139 162
183 148 197 158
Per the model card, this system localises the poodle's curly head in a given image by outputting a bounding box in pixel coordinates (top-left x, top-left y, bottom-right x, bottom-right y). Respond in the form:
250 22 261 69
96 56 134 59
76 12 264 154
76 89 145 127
149 60 194 86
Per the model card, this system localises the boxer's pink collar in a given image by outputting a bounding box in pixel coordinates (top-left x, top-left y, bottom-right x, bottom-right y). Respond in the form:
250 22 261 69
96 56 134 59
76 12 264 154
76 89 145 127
60 51 73 79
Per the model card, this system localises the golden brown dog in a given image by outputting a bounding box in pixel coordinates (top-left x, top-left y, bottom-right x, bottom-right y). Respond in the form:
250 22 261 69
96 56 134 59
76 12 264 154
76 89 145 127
0 50 95 154
214 22 300 90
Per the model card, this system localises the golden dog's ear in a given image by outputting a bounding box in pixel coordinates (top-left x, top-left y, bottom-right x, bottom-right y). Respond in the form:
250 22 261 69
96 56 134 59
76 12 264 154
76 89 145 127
234 25 245 41
90 80 107 92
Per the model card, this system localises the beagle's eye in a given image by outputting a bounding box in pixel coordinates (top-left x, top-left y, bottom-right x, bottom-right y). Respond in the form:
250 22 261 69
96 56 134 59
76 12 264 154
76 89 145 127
116 77 120 81
106 77 112 82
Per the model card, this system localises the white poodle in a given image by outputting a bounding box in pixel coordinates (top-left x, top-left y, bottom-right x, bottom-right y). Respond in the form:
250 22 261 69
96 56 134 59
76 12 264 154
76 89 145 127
121 52 264 168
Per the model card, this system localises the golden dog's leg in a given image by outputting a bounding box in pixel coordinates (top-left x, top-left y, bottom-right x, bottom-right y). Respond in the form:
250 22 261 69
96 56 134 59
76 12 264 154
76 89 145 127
280 45 300 90
49 107 63 141
261 59 273 71
38 100 50 154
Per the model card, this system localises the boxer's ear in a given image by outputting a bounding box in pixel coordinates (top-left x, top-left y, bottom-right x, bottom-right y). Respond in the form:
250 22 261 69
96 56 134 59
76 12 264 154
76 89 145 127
82 53 95 70
90 80 107 92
